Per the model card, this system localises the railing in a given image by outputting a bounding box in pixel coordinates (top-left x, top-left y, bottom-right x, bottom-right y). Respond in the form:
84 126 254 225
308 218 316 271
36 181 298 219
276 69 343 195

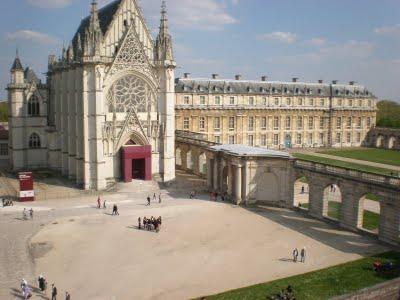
175 130 219 148
294 159 400 188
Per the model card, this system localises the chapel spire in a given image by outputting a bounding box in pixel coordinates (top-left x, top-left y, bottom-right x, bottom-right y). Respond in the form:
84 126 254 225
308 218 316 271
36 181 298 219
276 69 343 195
155 1 174 62
11 48 24 71
84 0 103 56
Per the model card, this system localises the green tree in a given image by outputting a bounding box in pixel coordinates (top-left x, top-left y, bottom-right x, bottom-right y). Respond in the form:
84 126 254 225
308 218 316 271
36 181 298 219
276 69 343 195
376 100 400 128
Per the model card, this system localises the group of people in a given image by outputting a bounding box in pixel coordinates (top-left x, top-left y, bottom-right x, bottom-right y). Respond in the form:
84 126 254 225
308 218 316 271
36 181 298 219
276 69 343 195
147 193 162 206
209 192 229 202
22 208 34 220
292 247 306 263
1 198 13 207
138 216 162 232
21 277 70 300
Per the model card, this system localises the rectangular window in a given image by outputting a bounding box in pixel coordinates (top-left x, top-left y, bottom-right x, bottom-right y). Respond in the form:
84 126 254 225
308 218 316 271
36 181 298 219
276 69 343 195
338 99 343 106
228 135 235 144
286 98 292 106
199 117 205 131
356 132 361 143
261 134 267 146
274 98 280 106
249 97 254 105
215 136 221 144
183 117 190 130
184 96 190 105
298 98 303 106
229 96 235 105
309 98 314 106
320 99 325 106
247 135 254 146
228 117 235 130
357 117 362 129
358 100 362 107
308 117 314 130
336 132 341 144
214 117 221 131
349 99 353 107
296 133 302 145
346 132 351 143
262 97 267 105
248 117 254 131
308 133 313 145
319 117 324 129
297 116 303 130
215 96 221 105
347 117 352 129
319 133 324 144
273 134 279 146
285 116 291 130
200 96 206 105
0 143 8 155
273 117 279 130
368 100 372 107
367 117 371 128
336 117 342 129
261 117 267 130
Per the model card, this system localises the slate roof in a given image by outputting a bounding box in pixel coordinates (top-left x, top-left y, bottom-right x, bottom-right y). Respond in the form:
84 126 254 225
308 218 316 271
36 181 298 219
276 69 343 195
175 78 375 98
11 57 23 71
24 68 40 84
211 144 291 158
72 0 122 49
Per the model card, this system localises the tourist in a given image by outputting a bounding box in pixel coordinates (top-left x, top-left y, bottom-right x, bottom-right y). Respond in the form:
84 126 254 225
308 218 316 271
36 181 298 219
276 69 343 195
293 248 299 262
29 208 34 220
103 200 106 209
143 217 147 229
97 197 101 209
51 284 57 300
21 278 28 296
38 274 47 292
138 217 141 229
301 186 305 194
300 247 306 263
153 193 156 201
112 204 119 216
65 291 71 300
159 193 162 203
147 196 151 206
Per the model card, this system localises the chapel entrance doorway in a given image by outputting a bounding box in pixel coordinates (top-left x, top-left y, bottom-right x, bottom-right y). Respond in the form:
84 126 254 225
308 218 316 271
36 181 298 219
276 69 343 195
121 144 152 182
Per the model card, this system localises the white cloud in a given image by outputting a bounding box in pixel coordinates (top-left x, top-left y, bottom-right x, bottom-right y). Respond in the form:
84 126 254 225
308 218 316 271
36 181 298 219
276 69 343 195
307 38 326 46
257 31 297 44
374 24 400 38
27 0 73 9
6 30 59 45
319 40 375 58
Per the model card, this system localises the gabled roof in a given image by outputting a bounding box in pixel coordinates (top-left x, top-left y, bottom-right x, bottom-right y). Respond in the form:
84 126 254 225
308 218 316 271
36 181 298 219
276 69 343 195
72 0 122 48
24 68 40 84
11 57 23 71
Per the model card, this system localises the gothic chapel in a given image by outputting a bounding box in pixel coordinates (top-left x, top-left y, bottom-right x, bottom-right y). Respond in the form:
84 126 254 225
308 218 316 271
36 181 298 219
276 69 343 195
7 0 176 190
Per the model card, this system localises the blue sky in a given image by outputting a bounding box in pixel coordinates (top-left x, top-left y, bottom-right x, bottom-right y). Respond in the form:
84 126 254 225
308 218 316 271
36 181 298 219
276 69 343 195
0 0 399 101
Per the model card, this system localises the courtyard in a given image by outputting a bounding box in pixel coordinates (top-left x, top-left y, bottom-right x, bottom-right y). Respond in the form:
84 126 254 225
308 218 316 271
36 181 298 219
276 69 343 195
0 173 389 300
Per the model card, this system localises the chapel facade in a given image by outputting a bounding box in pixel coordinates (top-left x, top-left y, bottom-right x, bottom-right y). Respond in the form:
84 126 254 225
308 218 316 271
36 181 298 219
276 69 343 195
7 0 176 190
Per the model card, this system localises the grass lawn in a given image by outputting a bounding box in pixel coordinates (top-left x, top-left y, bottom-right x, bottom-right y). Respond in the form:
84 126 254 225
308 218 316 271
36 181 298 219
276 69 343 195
201 252 400 300
363 210 380 231
328 201 341 219
318 148 400 167
366 193 380 202
293 153 393 176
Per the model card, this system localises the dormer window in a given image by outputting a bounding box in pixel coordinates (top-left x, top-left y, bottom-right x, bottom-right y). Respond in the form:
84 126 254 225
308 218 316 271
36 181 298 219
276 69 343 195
346 90 350 95
247 87 252 92
272 87 276 93
284 87 288 93
259 87 264 92
318 89 322 95
213 86 217 91
295 88 299 94
227 86 232 92
335 89 340 95
366 91 369 96
355 91 359 96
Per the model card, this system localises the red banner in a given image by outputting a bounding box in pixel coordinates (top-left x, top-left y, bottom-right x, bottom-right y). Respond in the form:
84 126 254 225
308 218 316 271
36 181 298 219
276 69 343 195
19 172 34 202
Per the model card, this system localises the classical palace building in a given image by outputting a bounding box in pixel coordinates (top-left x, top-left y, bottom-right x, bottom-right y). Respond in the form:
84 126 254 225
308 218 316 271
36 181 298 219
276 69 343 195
7 0 176 190
175 74 377 149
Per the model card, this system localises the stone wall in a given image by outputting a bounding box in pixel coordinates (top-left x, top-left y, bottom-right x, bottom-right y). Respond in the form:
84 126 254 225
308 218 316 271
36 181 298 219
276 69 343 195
366 127 400 150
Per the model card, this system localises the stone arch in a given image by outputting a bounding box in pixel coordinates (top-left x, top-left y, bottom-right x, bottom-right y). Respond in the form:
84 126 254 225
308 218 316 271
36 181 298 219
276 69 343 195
376 135 384 148
293 174 310 209
175 147 182 166
357 193 381 234
322 183 342 220
117 131 148 151
388 136 397 149
198 152 207 174
256 171 279 202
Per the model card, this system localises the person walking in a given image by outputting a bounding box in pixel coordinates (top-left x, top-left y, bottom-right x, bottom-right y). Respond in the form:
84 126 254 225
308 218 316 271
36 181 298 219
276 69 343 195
51 284 57 300
293 248 299 263
300 247 306 263
97 197 101 209
147 196 151 206
301 186 305 194
112 204 119 216
138 217 141 229
29 208 34 220
65 291 71 300
159 193 162 204
103 200 106 209
153 193 156 201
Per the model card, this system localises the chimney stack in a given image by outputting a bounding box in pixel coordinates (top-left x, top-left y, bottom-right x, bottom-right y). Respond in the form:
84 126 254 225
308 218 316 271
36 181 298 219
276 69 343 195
183 73 190 79
349 81 355 86
318 79 324 84
332 80 338 84
292 77 298 83
212 74 219 79
235 74 242 80
261 75 268 82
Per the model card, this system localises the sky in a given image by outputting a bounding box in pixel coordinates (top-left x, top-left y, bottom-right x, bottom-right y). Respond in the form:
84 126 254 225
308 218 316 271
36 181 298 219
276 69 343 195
0 0 399 101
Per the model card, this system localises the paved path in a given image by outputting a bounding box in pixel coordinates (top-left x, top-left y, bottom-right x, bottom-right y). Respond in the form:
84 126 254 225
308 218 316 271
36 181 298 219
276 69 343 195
295 151 400 172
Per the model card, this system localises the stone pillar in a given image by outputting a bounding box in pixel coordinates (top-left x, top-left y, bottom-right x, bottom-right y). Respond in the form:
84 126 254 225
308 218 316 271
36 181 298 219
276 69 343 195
379 200 400 246
213 157 219 191
308 183 324 219
227 164 233 196
206 158 213 190
235 165 242 205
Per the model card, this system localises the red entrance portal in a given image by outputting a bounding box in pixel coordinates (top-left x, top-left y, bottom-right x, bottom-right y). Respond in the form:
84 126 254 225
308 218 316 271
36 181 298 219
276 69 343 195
121 145 152 182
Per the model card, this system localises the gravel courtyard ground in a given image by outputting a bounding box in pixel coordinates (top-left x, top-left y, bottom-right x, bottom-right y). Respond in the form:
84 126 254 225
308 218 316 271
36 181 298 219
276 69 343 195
0 173 389 300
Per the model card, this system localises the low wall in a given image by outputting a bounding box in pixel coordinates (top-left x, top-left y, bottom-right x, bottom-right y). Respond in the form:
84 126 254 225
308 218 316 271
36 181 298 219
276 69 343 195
331 277 400 300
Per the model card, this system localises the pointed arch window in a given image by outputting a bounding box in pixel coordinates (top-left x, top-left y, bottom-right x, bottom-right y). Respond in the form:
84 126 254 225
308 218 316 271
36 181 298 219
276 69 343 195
29 133 41 149
28 95 40 116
